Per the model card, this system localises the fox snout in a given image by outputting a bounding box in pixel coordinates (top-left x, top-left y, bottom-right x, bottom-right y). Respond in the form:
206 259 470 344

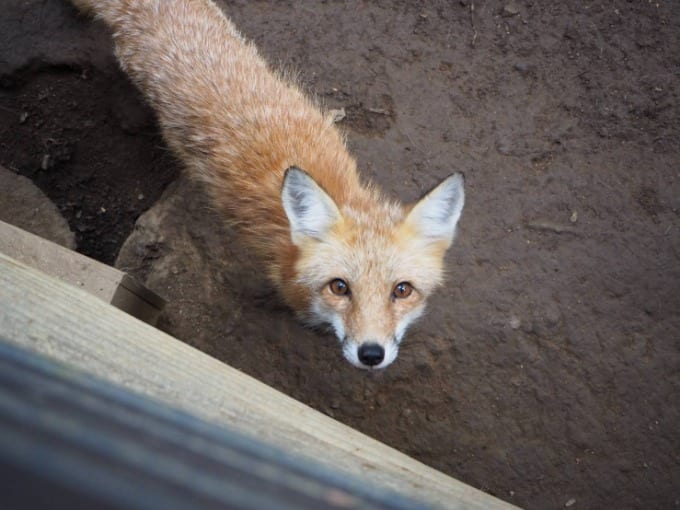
358 343 385 367
342 340 398 370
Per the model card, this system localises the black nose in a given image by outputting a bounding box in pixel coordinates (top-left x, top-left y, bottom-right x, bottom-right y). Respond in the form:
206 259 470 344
358 343 384 367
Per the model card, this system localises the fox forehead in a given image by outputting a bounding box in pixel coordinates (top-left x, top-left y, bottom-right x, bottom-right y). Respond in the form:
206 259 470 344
294 206 446 295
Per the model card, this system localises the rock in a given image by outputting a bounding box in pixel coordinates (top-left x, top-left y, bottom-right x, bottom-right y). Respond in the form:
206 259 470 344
502 3 520 17
328 107 346 123
563 24 579 41
40 154 53 171
115 177 273 354
0 165 75 249
496 137 514 156
376 394 387 407
543 303 562 329
513 62 532 75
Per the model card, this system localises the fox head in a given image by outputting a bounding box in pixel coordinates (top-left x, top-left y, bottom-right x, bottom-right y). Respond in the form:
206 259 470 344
281 167 465 370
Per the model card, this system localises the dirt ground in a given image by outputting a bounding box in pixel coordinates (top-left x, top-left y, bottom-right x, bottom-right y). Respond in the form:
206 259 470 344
1 1 679 509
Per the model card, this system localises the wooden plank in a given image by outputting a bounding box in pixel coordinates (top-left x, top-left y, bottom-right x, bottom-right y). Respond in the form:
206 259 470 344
0 341 422 510
0 253 519 510
0 220 164 324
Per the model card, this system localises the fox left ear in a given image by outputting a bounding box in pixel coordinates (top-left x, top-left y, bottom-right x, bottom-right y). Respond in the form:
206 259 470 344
405 173 465 246
281 166 341 245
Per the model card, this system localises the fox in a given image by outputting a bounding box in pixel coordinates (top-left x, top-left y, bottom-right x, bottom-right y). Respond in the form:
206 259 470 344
70 0 465 370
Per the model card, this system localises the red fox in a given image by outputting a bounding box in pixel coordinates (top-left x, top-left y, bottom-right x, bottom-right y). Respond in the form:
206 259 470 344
71 0 465 369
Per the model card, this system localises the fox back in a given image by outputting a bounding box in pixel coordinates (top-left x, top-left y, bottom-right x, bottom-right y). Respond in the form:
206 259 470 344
72 0 465 369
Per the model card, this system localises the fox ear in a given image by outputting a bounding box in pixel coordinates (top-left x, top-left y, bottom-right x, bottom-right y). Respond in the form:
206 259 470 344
405 173 465 245
282 167 341 244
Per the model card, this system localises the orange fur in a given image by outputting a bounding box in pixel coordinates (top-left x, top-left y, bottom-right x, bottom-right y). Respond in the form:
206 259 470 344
72 0 465 369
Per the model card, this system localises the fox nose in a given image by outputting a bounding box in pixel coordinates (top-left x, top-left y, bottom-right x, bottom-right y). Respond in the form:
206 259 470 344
358 343 384 367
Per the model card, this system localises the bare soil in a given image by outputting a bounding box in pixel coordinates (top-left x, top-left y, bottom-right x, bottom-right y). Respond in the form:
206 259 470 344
1 1 679 509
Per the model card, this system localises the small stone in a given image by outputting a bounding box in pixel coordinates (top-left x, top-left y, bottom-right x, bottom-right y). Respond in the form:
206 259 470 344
329 107 346 123
40 154 52 171
544 304 561 328
509 315 521 330
137 193 145 200
19 111 29 124
514 62 531 74
565 498 576 507
502 3 520 17
563 24 579 41
570 211 578 223
496 138 513 156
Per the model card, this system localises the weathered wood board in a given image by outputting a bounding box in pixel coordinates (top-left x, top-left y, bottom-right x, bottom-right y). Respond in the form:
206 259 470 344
0 220 164 324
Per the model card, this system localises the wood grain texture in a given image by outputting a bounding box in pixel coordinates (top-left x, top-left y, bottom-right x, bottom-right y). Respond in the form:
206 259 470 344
0 220 164 323
0 253 518 510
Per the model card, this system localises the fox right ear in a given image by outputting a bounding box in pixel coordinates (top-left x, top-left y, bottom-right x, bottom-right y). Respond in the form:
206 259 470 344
281 167 341 245
404 173 465 247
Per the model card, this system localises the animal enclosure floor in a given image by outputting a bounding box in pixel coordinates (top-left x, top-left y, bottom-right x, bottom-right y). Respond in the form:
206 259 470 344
1 1 678 509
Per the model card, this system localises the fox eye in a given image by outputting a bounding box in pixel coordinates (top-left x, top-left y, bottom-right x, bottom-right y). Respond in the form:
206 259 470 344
329 278 350 296
392 281 414 299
